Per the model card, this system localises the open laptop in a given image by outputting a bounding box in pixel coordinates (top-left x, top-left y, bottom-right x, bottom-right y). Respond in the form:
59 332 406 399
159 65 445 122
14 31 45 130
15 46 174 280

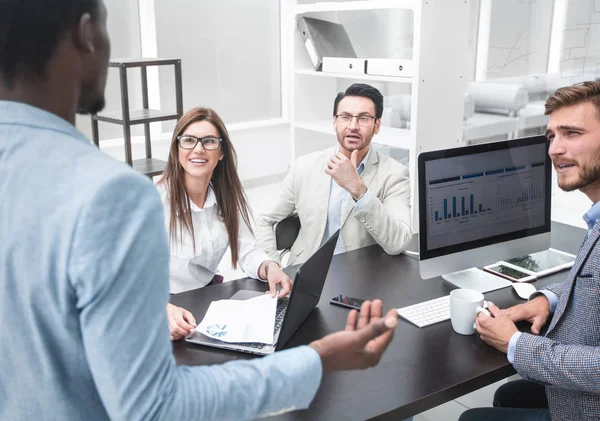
185 230 340 355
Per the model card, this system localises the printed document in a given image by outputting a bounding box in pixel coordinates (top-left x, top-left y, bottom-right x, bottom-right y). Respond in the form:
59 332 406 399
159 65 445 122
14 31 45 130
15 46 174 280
197 294 277 344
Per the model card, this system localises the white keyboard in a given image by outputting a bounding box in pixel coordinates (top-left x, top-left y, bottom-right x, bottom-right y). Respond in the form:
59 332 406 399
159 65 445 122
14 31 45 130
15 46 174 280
396 295 450 328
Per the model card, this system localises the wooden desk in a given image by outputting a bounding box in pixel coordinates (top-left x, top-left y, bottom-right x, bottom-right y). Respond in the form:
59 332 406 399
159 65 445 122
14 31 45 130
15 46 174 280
170 222 584 420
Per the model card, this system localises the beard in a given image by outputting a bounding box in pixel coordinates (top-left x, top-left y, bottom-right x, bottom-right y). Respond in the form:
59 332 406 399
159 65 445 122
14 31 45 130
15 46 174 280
557 161 600 192
77 96 106 115
337 130 374 152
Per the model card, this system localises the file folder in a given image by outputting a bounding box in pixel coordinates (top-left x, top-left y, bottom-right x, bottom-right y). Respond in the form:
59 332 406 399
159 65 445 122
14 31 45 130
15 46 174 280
322 57 366 75
366 59 413 78
297 17 357 71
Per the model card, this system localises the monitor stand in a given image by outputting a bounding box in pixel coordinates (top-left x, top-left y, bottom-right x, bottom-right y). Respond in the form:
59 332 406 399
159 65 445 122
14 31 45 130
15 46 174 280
442 268 512 293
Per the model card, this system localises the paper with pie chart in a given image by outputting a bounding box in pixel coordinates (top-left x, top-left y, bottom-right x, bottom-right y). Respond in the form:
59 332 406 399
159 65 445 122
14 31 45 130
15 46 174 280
197 294 278 344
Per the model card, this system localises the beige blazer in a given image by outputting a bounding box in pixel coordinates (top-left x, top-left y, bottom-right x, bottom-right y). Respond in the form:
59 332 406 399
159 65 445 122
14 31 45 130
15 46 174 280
256 147 412 266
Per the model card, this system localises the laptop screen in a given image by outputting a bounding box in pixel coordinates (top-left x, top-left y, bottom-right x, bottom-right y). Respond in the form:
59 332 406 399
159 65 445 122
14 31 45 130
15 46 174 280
275 230 339 350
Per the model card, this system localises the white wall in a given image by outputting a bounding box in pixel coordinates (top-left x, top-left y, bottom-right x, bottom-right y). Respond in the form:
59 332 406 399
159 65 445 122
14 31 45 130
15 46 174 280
75 0 144 141
153 0 282 134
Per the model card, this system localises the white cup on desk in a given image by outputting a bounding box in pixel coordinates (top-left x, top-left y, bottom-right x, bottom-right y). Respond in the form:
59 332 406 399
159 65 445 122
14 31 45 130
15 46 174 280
449 289 489 335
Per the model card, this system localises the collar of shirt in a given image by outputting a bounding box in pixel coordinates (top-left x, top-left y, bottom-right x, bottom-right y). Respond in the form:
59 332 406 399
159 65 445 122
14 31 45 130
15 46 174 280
583 200 600 231
189 185 217 212
357 147 371 175
0 100 88 146
323 146 372 254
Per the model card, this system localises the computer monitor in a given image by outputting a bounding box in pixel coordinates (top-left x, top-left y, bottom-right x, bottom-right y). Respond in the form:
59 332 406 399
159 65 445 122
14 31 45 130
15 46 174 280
418 135 552 293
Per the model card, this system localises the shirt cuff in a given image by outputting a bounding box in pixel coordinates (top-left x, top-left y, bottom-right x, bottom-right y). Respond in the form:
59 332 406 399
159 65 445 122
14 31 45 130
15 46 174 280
507 331 522 364
532 290 558 313
258 345 323 417
242 251 269 282
354 189 373 212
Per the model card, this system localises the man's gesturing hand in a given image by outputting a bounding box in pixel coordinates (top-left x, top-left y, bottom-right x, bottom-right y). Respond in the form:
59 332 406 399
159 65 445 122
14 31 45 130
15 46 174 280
325 150 367 200
309 299 398 372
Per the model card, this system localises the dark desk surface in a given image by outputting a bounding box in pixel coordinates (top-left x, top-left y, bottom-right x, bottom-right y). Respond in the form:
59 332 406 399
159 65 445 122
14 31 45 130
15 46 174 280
170 222 585 420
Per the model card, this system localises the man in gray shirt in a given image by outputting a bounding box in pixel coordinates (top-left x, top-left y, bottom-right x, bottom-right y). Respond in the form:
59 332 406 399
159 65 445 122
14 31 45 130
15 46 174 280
0 1 398 420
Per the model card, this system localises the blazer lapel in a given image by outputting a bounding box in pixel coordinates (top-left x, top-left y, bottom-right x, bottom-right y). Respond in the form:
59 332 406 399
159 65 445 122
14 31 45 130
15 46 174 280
546 223 600 334
340 150 379 228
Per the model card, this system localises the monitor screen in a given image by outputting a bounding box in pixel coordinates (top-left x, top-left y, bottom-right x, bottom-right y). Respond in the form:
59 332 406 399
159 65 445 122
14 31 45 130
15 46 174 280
418 136 551 281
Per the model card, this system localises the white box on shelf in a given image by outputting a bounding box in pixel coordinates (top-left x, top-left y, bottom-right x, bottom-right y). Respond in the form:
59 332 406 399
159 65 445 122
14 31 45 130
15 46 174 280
366 59 413 78
322 57 367 75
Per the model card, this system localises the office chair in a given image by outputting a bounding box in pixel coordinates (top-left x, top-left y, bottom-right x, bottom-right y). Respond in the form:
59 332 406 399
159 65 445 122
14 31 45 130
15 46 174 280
275 214 301 262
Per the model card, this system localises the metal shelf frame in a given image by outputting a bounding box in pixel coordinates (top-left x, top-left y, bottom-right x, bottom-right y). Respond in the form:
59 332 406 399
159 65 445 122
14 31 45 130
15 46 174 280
91 58 183 177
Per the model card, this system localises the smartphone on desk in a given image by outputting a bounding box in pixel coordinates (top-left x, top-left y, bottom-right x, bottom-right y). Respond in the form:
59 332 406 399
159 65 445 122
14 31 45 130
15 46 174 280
330 294 366 311
483 262 537 283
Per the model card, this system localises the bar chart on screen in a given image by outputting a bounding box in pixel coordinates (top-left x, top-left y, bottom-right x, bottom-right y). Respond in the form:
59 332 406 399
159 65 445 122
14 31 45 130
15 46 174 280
426 161 546 250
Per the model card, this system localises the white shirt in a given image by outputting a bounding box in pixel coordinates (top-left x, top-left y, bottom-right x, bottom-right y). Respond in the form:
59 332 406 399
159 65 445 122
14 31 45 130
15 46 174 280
322 146 373 254
157 183 268 294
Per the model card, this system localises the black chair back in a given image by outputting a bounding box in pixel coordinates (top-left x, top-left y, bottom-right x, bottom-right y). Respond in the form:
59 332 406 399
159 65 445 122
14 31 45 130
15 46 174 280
275 214 301 251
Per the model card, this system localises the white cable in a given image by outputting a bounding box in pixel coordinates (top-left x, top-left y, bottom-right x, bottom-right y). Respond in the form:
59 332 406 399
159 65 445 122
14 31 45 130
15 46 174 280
403 250 419 258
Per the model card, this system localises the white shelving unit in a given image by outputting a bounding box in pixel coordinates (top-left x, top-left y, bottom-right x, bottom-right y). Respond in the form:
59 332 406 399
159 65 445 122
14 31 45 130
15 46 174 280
294 67 413 83
281 0 472 229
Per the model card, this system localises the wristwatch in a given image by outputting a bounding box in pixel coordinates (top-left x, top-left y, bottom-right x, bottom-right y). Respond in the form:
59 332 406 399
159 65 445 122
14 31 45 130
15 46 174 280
264 260 280 279
353 189 368 202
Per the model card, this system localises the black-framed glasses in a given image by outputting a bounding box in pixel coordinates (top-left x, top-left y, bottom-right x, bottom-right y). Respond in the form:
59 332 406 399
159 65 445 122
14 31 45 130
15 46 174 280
177 135 222 150
335 114 377 126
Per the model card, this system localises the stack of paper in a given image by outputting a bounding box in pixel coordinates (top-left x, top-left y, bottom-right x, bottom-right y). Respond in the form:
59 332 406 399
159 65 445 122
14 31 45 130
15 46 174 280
197 294 278 344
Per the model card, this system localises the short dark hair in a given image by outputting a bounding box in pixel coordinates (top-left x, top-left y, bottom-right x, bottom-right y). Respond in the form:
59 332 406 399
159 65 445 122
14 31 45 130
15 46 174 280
545 80 600 120
333 83 384 119
0 0 99 87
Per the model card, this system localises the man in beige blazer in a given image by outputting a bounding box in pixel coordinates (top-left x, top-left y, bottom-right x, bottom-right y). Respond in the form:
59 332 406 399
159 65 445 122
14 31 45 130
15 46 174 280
256 83 412 266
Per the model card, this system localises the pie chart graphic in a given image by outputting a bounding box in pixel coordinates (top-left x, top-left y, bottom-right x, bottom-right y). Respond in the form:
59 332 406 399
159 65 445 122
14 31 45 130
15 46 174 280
206 324 228 338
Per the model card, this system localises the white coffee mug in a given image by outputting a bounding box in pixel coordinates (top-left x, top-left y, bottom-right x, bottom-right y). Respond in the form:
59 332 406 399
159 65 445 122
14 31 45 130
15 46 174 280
449 289 489 335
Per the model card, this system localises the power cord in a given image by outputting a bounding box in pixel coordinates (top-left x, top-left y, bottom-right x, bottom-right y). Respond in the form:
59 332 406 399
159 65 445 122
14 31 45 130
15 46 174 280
403 250 419 258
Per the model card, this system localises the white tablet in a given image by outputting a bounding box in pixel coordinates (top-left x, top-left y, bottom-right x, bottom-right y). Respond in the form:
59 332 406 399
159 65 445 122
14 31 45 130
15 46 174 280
503 248 576 278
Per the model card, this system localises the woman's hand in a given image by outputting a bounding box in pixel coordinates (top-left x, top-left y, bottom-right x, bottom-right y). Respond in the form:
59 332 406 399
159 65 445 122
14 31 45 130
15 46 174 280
265 262 293 298
166 303 197 341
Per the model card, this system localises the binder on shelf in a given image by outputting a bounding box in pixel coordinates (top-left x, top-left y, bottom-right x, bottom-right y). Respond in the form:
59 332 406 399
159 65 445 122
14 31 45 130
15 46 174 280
322 57 366 75
366 59 413 78
297 17 357 71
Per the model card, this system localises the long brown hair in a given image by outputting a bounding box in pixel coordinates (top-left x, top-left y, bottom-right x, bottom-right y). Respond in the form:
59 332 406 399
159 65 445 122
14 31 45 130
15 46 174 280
158 107 253 268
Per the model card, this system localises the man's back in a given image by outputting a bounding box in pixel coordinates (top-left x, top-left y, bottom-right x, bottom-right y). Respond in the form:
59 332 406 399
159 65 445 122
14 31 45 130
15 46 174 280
0 101 169 419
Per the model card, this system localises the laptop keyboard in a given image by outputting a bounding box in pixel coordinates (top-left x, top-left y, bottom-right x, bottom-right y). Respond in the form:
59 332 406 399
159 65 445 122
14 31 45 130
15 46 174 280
235 298 289 349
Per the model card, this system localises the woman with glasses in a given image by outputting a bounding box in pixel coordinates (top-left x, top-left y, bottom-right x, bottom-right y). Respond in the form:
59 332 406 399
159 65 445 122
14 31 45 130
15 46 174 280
157 107 293 341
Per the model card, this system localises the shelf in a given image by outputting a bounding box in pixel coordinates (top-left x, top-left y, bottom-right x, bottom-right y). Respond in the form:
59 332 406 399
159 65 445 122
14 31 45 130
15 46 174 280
93 109 181 125
295 68 412 83
109 58 180 68
295 0 418 14
132 158 167 177
294 120 413 151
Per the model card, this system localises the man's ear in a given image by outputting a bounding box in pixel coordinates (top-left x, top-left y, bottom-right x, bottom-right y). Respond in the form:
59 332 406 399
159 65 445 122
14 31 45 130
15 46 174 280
374 117 381 135
75 13 95 53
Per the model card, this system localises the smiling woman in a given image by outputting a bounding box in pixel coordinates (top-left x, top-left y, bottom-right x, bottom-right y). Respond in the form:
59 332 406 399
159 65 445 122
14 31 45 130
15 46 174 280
156 107 294 340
